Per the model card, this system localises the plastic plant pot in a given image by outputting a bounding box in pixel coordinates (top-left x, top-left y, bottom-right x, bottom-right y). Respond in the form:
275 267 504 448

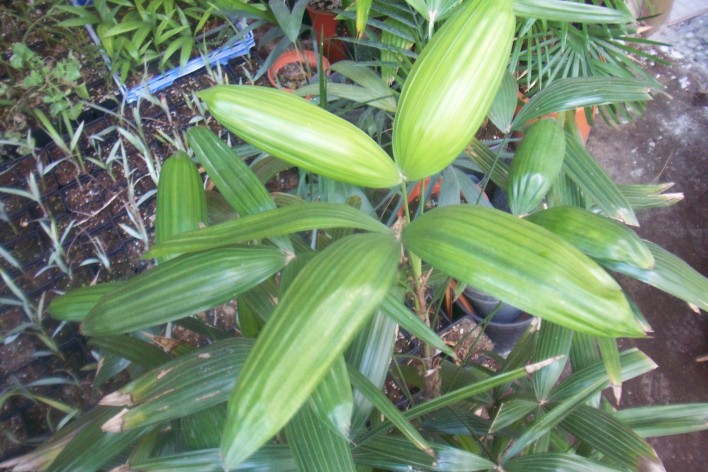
456 289 534 356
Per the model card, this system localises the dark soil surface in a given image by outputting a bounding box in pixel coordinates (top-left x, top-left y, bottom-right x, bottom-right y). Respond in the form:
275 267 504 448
587 41 708 471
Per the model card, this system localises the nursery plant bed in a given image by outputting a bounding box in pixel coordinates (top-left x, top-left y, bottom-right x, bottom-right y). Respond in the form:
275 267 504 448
69 0 255 104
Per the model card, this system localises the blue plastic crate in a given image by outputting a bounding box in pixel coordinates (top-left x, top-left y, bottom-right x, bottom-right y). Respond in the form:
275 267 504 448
70 1 254 103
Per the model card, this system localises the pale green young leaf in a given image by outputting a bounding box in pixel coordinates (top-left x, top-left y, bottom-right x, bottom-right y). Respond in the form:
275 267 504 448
393 0 515 181
221 233 401 468
199 86 402 188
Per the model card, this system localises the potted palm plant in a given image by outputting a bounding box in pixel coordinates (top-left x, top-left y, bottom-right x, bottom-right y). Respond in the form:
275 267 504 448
5 1 707 470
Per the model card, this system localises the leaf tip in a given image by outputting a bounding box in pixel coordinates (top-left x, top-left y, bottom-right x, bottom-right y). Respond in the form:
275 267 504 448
526 355 564 374
100 391 133 407
102 408 129 433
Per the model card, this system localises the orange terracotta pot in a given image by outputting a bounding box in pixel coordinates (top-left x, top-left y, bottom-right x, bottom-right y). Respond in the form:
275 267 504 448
516 91 594 143
267 50 330 93
306 5 347 63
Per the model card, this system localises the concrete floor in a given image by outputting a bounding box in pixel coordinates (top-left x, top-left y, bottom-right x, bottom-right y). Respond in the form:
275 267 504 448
586 12 707 471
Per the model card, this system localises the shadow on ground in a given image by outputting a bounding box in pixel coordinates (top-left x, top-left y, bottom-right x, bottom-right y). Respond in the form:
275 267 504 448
586 23 707 470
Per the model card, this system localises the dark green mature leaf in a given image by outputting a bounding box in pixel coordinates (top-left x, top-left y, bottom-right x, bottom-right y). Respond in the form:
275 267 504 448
604 240 708 312
526 207 654 269
82 248 285 335
347 365 432 454
48 281 125 321
181 405 226 450
563 135 639 226
421 406 493 436
503 371 611 460
488 70 519 133
596 336 623 402
199 86 402 188
513 0 634 23
490 399 538 433
100 339 254 431
188 128 274 215
381 294 456 358
129 446 296 471
269 0 308 43
47 407 144 472
360 359 559 444
532 321 572 401
562 405 656 469
88 336 171 369
512 78 655 130
189 126 293 253
505 453 620 472
286 401 356 472
221 233 401 468
147 203 391 258
465 139 510 189
310 355 354 438
508 118 565 216
353 435 495 471
393 0 515 180
347 310 397 435
298 61 397 112
403 205 646 337
614 404 708 438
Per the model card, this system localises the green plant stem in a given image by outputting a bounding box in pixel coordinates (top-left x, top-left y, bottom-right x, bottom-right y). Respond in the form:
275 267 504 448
401 181 441 399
